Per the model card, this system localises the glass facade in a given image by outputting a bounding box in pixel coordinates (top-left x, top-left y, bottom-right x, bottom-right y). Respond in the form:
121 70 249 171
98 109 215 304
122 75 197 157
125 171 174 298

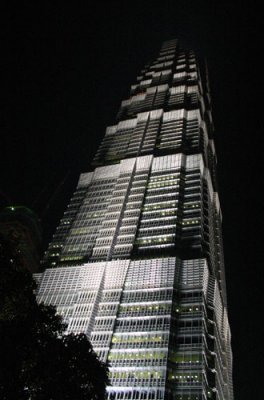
36 39 233 399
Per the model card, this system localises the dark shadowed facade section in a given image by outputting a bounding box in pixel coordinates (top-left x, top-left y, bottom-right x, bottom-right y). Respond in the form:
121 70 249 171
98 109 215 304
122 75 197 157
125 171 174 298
0 206 42 273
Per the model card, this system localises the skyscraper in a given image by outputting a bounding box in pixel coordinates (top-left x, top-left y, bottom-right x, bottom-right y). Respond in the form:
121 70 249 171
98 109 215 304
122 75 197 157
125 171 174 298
35 39 233 400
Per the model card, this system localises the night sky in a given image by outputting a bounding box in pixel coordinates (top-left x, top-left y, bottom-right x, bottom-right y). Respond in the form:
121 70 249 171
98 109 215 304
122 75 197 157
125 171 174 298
1 2 261 398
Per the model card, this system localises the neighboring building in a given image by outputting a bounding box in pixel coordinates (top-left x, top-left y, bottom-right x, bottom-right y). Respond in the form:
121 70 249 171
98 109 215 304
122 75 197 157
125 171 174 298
0 206 42 272
35 39 233 399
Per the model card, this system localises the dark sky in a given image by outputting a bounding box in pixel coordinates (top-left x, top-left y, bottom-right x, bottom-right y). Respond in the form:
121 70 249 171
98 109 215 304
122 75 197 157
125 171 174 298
1 1 262 398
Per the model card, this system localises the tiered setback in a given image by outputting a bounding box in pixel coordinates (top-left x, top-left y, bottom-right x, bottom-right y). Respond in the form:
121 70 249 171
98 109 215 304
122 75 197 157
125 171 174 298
36 39 233 400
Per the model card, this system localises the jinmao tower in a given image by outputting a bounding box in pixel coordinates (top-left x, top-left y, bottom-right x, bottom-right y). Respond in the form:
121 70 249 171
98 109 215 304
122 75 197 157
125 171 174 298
35 39 233 400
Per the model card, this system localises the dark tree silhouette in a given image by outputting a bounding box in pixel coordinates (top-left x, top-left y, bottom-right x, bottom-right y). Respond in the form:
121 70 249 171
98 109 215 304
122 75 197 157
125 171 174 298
0 235 109 400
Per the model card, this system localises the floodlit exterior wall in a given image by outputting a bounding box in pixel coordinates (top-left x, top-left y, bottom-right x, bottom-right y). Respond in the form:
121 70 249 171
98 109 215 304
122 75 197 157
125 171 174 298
36 39 233 400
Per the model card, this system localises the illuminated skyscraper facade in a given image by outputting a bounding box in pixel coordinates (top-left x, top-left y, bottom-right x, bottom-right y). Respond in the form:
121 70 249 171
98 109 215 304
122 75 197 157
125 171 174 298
35 39 233 400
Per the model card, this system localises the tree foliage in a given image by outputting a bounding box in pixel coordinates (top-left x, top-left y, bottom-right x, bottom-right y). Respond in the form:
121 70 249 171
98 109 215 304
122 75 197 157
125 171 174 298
0 235 109 400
